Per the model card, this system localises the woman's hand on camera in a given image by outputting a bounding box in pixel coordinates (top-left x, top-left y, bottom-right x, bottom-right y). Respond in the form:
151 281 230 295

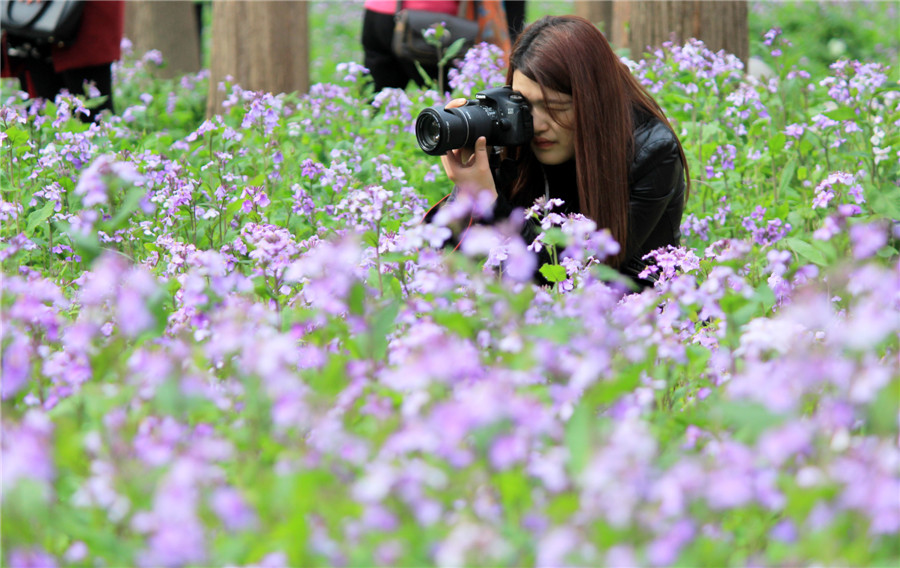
439 99 497 202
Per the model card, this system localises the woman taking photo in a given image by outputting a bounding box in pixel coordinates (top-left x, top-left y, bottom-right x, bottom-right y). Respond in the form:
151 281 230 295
435 15 689 288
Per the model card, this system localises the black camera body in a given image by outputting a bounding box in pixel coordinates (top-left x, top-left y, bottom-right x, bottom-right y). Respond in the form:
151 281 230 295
415 87 534 156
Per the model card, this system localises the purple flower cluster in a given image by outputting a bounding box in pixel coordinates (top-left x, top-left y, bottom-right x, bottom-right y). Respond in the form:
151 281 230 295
741 205 792 246
448 42 508 98
1 25 898 568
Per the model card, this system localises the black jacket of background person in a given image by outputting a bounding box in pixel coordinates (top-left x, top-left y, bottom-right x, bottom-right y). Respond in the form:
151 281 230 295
428 108 687 289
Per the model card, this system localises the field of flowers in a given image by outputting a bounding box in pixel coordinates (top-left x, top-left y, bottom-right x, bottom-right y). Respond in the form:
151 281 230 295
2 3 899 567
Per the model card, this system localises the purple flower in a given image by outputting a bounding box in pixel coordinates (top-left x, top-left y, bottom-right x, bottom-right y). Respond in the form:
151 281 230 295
812 171 864 210
300 158 325 180
536 527 579 567
763 27 781 47
647 520 695 566
488 434 528 470
448 42 508 97
784 123 805 138
756 420 814 466
770 519 798 543
7 548 58 568
639 246 701 283
849 222 887 259
1 335 33 399
703 469 755 509
335 61 370 83
813 215 841 241
74 153 144 207
210 487 258 531
240 91 283 136
285 236 365 315
64 541 89 563
2 410 55 494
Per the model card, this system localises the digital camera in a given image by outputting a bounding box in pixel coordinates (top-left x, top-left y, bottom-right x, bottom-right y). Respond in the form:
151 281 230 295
415 87 534 156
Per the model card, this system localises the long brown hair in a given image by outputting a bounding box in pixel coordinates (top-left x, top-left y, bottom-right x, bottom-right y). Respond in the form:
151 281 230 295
506 15 688 267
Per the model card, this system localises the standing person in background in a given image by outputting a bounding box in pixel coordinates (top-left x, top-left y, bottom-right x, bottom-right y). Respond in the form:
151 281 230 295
503 0 526 43
362 0 510 93
1 0 125 122
362 0 466 92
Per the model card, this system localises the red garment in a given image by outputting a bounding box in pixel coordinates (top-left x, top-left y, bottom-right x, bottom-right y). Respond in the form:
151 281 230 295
364 1 460 16
51 0 124 72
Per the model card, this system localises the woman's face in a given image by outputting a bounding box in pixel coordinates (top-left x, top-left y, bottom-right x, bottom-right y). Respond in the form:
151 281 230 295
512 70 576 165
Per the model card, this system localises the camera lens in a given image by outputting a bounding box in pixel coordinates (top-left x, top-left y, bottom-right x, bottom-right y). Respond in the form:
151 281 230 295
415 105 493 156
416 110 445 154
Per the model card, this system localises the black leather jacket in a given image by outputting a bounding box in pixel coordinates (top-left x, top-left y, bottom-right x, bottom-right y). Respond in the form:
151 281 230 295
491 108 686 287
426 109 686 288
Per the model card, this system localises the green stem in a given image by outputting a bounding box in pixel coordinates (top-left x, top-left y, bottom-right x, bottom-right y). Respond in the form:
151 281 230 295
375 220 384 295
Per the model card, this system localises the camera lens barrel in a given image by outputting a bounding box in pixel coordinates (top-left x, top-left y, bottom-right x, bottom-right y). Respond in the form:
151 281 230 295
415 105 493 156
414 87 533 156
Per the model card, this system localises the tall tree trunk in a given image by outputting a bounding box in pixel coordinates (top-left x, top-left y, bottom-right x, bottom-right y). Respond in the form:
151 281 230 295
123 0 201 79
574 1 613 38
626 0 749 63
206 0 309 118
574 1 631 52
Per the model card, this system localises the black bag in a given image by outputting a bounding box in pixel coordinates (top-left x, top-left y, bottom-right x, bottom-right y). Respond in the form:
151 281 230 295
392 0 478 66
1 0 84 48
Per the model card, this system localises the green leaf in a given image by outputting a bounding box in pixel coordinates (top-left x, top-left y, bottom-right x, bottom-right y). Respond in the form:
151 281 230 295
348 281 366 316
103 186 146 231
769 133 787 154
779 158 798 196
866 378 900 436
539 263 568 283
593 264 640 290
441 37 468 64
495 469 531 517
785 237 828 266
528 319 580 343
565 402 592 477
368 300 399 360
25 200 56 237
4 125 29 147
432 310 476 338
754 282 777 313
413 61 435 87
362 230 379 249
824 106 857 121
710 400 785 443
68 226 103 265
541 227 567 248
870 185 900 219
586 363 642 406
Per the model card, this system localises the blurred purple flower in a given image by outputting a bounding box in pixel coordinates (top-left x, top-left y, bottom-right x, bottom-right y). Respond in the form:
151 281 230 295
646 519 695 566
2 410 55 494
1 335 33 399
770 519 798 543
849 222 887 259
7 548 58 568
488 434 528 470
536 527 579 567
74 153 144 207
336 61 369 83
757 420 814 466
210 487 258 531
